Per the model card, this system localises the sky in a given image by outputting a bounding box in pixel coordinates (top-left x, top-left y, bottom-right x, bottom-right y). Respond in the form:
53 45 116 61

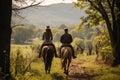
13 0 77 7
39 0 77 5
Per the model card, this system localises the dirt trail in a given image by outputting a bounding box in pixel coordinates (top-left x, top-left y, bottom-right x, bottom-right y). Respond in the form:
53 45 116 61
67 59 95 80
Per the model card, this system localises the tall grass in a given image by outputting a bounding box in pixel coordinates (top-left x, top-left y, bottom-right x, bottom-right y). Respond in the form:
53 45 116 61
10 44 66 80
10 44 120 80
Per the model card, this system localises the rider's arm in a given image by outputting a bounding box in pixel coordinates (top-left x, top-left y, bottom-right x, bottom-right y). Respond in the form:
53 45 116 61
60 35 63 43
71 35 73 42
69 34 73 43
50 30 53 40
42 32 45 40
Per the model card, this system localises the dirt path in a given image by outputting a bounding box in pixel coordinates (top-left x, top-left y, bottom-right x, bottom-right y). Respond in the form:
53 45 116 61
67 59 95 80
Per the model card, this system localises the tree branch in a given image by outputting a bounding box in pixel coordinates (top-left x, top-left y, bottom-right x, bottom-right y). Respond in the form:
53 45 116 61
12 0 44 10
107 0 112 8
97 2 114 43
87 0 101 12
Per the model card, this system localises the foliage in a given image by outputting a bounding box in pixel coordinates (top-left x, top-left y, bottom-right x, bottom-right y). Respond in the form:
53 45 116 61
12 26 35 44
75 0 120 65
73 38 85 49
75 0 113 28
72 38 85 54
85 40 93 55
10 44 120 80
10 44 66 80
93 28 113 64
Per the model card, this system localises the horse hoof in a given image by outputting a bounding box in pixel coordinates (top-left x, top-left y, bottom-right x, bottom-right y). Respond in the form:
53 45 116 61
64 71 68 75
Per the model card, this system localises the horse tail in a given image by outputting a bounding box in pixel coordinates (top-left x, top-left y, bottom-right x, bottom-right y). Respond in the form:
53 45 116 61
46 48 53 63
62 49 69 68
45 47 54 68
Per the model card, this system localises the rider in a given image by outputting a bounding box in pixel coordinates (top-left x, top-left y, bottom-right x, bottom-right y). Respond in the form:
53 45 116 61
39 26 58 57
59 28 76 59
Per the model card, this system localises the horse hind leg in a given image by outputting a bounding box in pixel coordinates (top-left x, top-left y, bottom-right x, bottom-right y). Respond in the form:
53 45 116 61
63 59 68 75
66 59 71 75
45 66 47 74
48 67 50 74
45 63 49 74
48 62 52 74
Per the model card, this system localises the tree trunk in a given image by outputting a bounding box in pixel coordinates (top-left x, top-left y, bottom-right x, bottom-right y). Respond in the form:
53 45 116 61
0 0 12 79
112 14 120 66
112 0 120 66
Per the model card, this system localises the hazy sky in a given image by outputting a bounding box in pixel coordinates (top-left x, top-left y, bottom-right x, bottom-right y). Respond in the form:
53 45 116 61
40 0 77 5
13 0 77 7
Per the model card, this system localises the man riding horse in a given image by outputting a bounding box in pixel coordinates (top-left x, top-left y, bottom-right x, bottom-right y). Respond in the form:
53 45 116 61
39 26 58 57
59 28 76 59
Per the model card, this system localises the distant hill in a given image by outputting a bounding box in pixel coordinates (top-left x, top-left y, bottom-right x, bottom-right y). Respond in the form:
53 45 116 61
12 3 86 27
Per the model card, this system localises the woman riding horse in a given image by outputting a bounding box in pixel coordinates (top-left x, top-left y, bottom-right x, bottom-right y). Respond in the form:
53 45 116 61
39 26 58 58
38 26 58 74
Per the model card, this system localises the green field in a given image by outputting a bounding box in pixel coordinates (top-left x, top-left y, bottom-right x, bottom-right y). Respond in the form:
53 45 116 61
10 44 120 80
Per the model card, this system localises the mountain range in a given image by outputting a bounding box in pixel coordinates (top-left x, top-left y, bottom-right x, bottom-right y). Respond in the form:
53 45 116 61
12 3 86 27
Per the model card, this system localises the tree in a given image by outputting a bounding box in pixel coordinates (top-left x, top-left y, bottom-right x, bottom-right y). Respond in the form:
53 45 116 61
13 26 34 44
12 0 44 27
86 40 93 55
0 0 12 79
0 0 44 79
73 38 85 54
75 0 120 66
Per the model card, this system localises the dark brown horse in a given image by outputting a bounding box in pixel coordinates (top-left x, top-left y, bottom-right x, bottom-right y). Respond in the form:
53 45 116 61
61 46 72 75
39 45 54 74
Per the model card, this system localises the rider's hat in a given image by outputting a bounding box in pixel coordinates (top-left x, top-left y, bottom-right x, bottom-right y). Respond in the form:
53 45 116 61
64 28 68 31
46 25 50 29
46 26 51 32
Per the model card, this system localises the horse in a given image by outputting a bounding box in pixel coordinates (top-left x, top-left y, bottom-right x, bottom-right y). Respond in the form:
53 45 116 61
60 46 72 75
39 45 54 74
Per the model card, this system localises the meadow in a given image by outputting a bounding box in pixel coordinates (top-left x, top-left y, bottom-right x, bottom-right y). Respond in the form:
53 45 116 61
10 44 120 80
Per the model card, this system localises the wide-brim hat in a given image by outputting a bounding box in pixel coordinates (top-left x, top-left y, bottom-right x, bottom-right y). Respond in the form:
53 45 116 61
64 28 68 31
46 26 50 29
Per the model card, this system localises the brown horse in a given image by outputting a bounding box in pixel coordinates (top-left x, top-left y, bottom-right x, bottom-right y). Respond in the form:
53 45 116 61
39 45 54 74
61 46 72 75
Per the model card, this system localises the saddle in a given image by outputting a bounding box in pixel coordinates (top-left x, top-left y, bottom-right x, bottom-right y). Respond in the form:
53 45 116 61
43 43 54 47
62 44 71 47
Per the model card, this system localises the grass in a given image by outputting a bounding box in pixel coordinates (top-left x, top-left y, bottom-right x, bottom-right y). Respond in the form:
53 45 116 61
11 44 66 80
10 44 120 80
29 58 66 80
74 54 120 80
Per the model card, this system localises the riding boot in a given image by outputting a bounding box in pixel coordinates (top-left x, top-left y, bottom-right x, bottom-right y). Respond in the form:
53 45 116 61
52 44 58 57
38 44 44 58
69 45 76 59
72 52 76 59
58 46 62 58
38 47 42 58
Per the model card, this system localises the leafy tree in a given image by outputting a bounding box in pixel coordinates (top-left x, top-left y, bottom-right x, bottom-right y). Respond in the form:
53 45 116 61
13 26 34 44
58 24 67 29
54 32 61 42
75 0 120 66
94 28 113 64
73 38 85 54
86 40 93 55
70 28 85 39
